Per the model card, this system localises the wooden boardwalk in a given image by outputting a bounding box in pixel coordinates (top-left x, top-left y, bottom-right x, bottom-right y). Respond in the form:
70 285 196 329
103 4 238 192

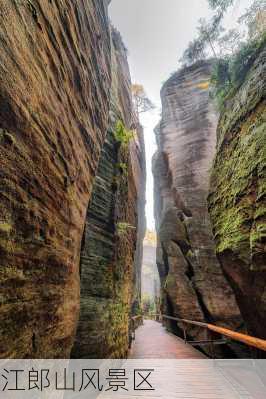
130 319 205 359
98 320 263 398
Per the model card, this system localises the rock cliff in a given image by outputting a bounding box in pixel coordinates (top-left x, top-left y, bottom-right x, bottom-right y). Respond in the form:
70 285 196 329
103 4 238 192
0 1 145 359
208 45 266 342
72 28 146 359
153 61 244 355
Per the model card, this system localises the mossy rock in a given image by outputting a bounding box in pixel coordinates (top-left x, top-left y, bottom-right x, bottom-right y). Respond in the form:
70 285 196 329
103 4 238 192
209 48 266 268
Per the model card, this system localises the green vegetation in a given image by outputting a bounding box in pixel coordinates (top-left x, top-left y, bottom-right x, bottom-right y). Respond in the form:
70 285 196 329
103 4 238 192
116 162 128 177
180 0 266 109
211 33 266 110
179 14 223 65
0 129 16 146
116 222 136 236
164 274 176 290
208 0 234 12
141 293 156 315
0 222 12 234
208 103 266 261
114 120 134 147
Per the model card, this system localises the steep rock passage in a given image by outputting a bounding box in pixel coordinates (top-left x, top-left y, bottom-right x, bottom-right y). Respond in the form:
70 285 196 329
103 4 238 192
0 0 112 358
208 45 266 342
153 61 244 356
71 28 146 358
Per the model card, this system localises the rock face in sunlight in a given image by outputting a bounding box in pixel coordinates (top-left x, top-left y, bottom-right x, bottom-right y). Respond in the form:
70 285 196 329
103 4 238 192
153 61 244 356
208 46 266 341
0 1 145 359
71 28 146 358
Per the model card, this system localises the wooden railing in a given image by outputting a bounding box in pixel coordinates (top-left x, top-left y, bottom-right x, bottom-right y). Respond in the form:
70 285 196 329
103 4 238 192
129 315 144 347
131 314 144 325
150 314 266 352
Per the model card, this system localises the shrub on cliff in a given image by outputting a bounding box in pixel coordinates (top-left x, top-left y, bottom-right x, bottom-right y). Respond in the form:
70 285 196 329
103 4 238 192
230 32 266 86
180 0 266 71
211 32 266 110
114 120 135 147
116 222 136 237
132 84 155 118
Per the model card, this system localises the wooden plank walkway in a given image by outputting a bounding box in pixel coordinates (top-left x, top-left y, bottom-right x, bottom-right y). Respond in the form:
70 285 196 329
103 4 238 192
130 319 205 359
98 320 264 398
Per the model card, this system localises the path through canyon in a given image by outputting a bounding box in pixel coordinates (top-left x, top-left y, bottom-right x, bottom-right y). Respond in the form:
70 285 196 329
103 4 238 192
130 320 205 359
0 0 265 366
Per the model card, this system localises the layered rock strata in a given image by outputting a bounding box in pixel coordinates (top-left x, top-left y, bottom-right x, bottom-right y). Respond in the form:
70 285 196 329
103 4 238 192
0 1 145 359
153 61 244 355
71 28 146 358
0 0 112 359
208 45 266 343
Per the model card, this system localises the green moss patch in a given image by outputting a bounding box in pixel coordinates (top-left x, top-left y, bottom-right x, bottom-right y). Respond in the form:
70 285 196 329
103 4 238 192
209 99 266 265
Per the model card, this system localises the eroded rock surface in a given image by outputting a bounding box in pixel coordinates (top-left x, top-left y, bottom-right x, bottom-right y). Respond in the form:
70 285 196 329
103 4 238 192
153 61 244 355
208 45 266 341
71 28 146 358
0 0 112 358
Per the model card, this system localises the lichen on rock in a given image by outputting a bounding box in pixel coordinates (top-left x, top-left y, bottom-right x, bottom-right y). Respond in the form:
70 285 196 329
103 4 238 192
208 44 266 340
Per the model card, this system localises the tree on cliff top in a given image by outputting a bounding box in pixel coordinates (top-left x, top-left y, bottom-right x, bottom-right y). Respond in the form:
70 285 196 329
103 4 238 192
197 15 225 58
132 84 155 118
239 0 266 40
208 0 234 12
208 0 266 41
180 0 266 67
179 0 266 111
211 31 266 110
180 13 224 65
179 38 206 66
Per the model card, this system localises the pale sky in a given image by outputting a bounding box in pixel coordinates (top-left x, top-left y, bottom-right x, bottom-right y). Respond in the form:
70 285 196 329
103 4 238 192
109 0 252 230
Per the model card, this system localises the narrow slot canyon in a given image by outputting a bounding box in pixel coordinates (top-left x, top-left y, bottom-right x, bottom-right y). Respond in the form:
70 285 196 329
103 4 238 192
0 0 265 364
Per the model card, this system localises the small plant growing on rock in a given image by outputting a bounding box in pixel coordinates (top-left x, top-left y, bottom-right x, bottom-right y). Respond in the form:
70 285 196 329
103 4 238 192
116 222 136 236
116 162 128 177
0 222 12 234
114 120 134 147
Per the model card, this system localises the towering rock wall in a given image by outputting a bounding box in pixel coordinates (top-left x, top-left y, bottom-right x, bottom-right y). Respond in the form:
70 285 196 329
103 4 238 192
71 28 146 359
0 1 145 359
208 45 266 341
0 0 112 359
132 126 146 315
153 61 244 354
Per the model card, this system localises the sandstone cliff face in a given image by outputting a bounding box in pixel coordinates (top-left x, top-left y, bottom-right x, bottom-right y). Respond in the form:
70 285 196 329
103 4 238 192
208 46 266 341
0 1 145 359
153 62 244 354
71 28 146 358
0 0 112 359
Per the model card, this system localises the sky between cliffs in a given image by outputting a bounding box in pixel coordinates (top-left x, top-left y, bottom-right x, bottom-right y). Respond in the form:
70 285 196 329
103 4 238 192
109 0 253 231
